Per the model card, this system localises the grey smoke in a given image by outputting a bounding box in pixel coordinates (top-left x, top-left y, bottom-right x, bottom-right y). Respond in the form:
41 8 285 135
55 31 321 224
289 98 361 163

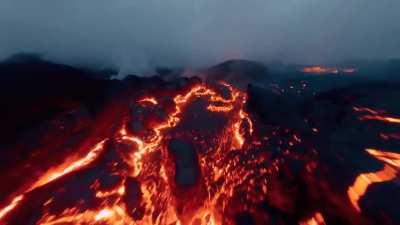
0 0 399 75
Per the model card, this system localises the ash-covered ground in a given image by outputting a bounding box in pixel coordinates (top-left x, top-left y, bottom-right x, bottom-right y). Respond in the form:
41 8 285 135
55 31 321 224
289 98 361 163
0 55 399 225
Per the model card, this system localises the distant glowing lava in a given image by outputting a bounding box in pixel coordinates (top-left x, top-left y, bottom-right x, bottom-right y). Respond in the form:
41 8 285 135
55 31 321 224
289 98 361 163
301 65 356 74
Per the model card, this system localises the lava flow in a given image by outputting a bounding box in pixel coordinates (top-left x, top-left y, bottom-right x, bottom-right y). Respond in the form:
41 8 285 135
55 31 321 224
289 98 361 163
0 81 269 225
0 139 108 223
347 149 400 212
3 78 398 225
347 106 400 213
301 66 356 74
299 212 326 225
353 106 400 124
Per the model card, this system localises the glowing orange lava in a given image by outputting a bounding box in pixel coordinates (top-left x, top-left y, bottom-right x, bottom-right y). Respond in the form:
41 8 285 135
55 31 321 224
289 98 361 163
301 66 356 74
0 139 107 223
353 106 400 124
31 140 108 190
0 195 23 222
138 97 158 105
347 149 400 212
0 81 263 225
299 212 326 225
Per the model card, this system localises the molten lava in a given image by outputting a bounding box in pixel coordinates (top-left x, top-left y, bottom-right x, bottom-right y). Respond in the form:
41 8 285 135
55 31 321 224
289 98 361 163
347 106 400 213
0 139 108 223
347 149 400 212
301 65 356 74
353 106 400 124
299 212 326 225
0 81 264 225
2 79 397 224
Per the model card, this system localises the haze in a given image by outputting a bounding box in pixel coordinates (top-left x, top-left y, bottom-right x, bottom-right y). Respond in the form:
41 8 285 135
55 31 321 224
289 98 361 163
0 0 399 75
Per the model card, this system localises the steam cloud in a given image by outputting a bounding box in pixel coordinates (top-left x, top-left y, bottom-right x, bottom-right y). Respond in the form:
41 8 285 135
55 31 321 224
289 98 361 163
0 0 399 75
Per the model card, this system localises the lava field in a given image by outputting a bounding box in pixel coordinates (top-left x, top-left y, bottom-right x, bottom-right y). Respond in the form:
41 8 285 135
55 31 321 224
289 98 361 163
0 58 399 225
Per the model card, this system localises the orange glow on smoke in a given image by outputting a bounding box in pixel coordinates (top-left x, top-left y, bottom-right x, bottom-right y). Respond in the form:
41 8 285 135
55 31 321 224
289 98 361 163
347 149 400 212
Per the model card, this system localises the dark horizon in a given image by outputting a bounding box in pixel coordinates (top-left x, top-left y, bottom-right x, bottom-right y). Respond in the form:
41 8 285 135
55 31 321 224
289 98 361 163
1 0 400 75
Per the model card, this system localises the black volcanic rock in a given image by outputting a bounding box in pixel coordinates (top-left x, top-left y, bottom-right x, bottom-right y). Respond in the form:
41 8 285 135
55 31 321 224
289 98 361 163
302 80 400 193
0 55 113 148
247 84 307 129
168 139 200 187
306 80 400 131
206 59 268 87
